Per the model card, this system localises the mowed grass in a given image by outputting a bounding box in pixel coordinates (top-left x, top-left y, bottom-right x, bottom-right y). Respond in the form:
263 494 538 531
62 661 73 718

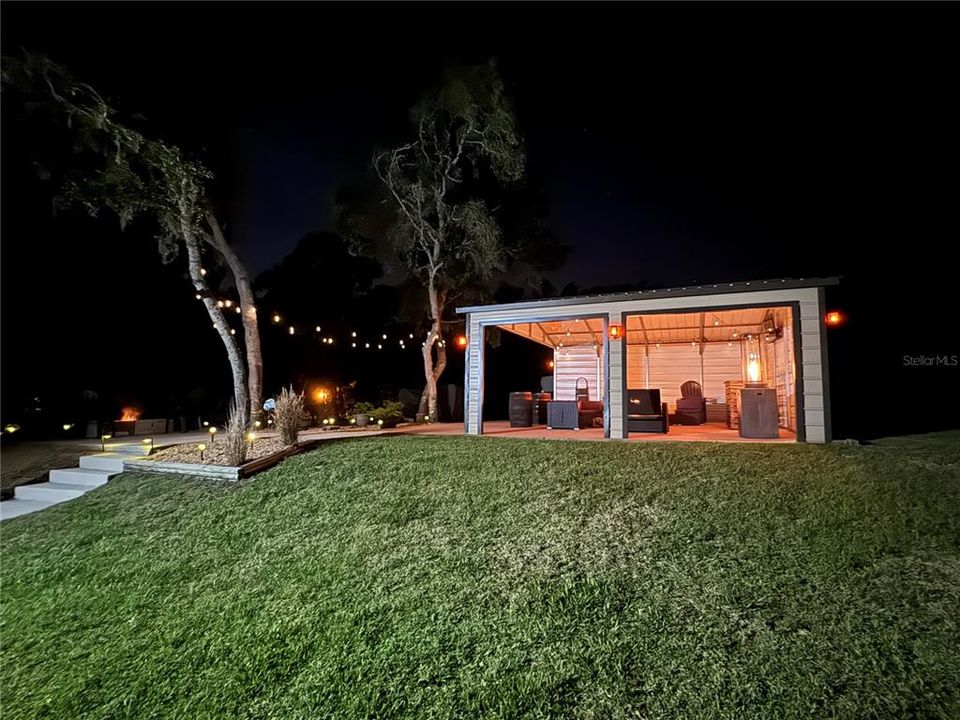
2 434 959 719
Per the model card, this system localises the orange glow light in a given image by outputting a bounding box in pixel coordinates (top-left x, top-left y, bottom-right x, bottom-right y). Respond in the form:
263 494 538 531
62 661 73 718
455 334 468 348
824 311 844 327
314 388 331 403
608 324 623 340
547 360 555 370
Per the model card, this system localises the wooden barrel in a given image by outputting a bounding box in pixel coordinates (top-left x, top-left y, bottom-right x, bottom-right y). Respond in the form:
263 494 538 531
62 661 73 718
532 392 552 425
508 391 534 427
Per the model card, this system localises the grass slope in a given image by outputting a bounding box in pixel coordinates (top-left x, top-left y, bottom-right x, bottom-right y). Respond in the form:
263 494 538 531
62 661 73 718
3 434 959 719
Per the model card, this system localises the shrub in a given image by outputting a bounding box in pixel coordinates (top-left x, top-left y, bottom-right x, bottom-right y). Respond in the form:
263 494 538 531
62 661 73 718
369 401 405 428
223 401 247 466
275 386 305 446
353 402 376 416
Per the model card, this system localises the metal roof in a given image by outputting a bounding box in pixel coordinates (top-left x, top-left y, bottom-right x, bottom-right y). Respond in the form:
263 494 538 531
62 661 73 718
457 277 840 314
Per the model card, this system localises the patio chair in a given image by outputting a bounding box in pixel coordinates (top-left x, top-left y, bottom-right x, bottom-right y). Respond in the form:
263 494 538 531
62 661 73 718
627 389 669 433
577 400 604 429
675 380 707 425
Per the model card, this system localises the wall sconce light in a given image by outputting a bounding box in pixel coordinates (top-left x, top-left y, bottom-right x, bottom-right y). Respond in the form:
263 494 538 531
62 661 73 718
608 324 623 340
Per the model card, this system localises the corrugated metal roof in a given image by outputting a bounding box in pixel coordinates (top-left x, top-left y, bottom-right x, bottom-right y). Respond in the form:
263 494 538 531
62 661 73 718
457 277 840 314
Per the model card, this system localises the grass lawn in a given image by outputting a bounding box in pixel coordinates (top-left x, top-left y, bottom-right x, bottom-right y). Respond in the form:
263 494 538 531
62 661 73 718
3 433 959 719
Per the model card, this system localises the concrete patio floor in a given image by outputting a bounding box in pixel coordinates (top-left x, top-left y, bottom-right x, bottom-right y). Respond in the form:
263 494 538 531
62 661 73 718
399 420 797 443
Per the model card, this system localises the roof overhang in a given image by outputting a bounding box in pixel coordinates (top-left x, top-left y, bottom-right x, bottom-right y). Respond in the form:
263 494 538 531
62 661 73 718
457 277 840 315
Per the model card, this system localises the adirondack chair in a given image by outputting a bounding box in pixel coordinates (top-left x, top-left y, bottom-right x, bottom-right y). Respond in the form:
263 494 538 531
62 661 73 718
675 380 707 425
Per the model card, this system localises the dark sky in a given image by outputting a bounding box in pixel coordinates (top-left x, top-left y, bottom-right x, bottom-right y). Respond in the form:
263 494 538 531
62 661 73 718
3 2 959 436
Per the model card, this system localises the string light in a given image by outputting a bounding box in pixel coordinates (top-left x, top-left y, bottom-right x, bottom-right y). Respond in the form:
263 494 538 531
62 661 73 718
273 314 281 323
377 344 382 350
200 268 207 276
217 300 225 308
224 300 232 308
316 326 322 332
288 326 295 335
195 293 202 300
382 334 387 340
235 306 241 314
351 331 357 338
230 329 236 335
351 342 356 348
365 343 370 349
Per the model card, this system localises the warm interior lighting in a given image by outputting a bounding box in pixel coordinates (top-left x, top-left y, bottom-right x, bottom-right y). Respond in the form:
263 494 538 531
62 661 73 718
315 388 331 403
119 407 141 422
547 360 555 370
608 324 622 340
455 334 468 348
825 310 843 326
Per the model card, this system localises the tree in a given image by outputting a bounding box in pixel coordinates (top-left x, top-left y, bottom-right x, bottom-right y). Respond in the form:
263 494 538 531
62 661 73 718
371 63 525 421
2 52 263 423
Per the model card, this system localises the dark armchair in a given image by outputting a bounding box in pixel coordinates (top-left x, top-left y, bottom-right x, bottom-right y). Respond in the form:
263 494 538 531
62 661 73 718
578 400 604 428
627 389 669 433
675 380 707 425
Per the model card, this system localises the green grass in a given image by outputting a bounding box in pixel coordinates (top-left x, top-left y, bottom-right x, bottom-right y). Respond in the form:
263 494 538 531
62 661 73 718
3 434 960 719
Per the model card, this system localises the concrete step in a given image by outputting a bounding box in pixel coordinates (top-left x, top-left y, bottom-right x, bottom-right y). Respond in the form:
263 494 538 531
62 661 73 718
79 453 127 473
49 467 114 488
0 498 57 521
15 482 88 503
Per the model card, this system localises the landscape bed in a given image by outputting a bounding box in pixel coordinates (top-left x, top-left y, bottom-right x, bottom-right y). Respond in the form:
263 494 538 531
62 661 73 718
2 433 959 718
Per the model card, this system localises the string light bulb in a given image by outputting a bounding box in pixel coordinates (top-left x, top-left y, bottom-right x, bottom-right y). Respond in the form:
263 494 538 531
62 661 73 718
273 314 281 323
288 326 295 335
200 268 207 276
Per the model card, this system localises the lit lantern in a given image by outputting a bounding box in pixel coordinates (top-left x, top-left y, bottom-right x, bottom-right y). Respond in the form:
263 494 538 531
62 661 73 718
455 334 468 348
547 360 555 370
197 443 206 461
608 324 623 340
824 311 844 327
208 426 218 443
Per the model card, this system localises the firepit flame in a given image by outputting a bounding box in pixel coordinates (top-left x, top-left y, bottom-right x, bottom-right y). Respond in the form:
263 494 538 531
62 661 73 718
119 407 142 422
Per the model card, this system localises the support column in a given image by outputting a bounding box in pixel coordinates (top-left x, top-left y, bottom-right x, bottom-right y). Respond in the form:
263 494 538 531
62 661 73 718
607 311 627 439
464 315 484 435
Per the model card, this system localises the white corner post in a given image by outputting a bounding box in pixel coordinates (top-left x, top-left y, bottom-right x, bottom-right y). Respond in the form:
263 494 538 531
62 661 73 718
607 311 627 439
465 314 484 435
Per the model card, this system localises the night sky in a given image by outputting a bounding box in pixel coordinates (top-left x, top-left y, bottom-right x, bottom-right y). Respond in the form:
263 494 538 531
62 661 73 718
2 2 958 439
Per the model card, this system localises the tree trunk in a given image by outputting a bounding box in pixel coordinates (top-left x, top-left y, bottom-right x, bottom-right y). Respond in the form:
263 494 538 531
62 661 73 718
420 281 448 422
204 212 263 422
183 230 249 426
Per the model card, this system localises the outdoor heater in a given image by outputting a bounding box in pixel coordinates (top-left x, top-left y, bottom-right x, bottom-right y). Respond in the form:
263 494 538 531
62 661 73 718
739 333 779 438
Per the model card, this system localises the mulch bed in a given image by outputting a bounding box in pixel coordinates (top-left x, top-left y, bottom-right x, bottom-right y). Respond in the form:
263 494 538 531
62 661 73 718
148 438 288 466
